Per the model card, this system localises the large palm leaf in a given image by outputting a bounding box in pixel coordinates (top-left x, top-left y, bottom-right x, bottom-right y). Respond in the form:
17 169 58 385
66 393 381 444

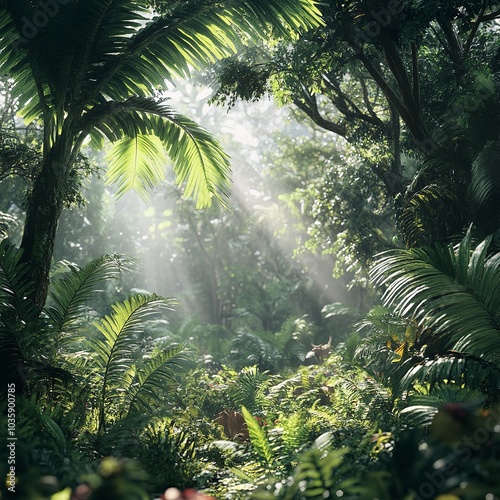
0 0 323 205
397 352 500 401
371 230 500 365
94 97 232 204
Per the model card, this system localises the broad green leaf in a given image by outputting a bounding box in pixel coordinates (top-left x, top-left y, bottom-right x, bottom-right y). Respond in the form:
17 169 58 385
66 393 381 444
105 134 168 202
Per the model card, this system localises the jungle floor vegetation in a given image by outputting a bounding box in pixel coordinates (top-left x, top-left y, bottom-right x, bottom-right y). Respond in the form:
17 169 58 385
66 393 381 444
1 230 500 499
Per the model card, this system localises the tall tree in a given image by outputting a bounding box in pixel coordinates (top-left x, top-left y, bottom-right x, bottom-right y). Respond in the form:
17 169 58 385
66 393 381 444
209 0 500 248
0 0 322 307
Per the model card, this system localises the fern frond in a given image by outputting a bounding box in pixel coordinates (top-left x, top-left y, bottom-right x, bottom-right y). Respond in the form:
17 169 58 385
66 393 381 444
229 365 270 413
279 447 350 499
242 405 274 465
89 293 175 431
46 254 132 343
281 410 310 453
125 345 186 415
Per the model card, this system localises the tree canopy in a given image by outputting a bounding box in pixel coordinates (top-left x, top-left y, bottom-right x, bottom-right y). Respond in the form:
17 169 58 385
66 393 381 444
0 0 323 305
209 0 500 251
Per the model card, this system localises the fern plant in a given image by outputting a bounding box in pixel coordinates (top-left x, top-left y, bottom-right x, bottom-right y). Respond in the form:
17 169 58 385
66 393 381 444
45 254 133 359
251 440 355 500
73 293 184 436
0 249 187 466
369 229 500 403
0 241 56 393
138 419 201 491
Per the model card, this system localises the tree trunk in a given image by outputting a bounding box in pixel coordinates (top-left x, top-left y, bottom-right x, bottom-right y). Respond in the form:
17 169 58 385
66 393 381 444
20 154 68 308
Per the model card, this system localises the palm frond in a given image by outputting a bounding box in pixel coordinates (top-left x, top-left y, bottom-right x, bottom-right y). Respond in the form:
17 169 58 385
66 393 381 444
85 97 231 207
397 352 500 400
87 0 323 100
371 231 500 365
400 386 486 428
105 135 168 202
1 0 322 116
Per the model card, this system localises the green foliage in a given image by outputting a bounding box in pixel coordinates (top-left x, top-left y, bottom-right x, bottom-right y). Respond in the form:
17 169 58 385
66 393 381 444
3 4 500 498
231 331 284 372
138 420 201 491
0 0 322 206
0 240 54 389
242 406 274 466
359 410 500 499
228 366 270 414
470 139 500 227
208 0 500 258
46 254 133 350
260 131 396 284
252 444 354 500
0 248 189 494
371 230 500 365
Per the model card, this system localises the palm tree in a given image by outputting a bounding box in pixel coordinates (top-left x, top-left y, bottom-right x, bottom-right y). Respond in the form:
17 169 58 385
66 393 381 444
0 0 322 307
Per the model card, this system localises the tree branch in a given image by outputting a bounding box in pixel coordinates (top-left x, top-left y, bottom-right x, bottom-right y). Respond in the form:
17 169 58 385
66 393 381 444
353 46 427 145
465 1 487 54
411 42 420 109
292 92 347 137
353 39 428 147
478 7 500 22
322 73 386 129
436 17 463 71
360 78 380 121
